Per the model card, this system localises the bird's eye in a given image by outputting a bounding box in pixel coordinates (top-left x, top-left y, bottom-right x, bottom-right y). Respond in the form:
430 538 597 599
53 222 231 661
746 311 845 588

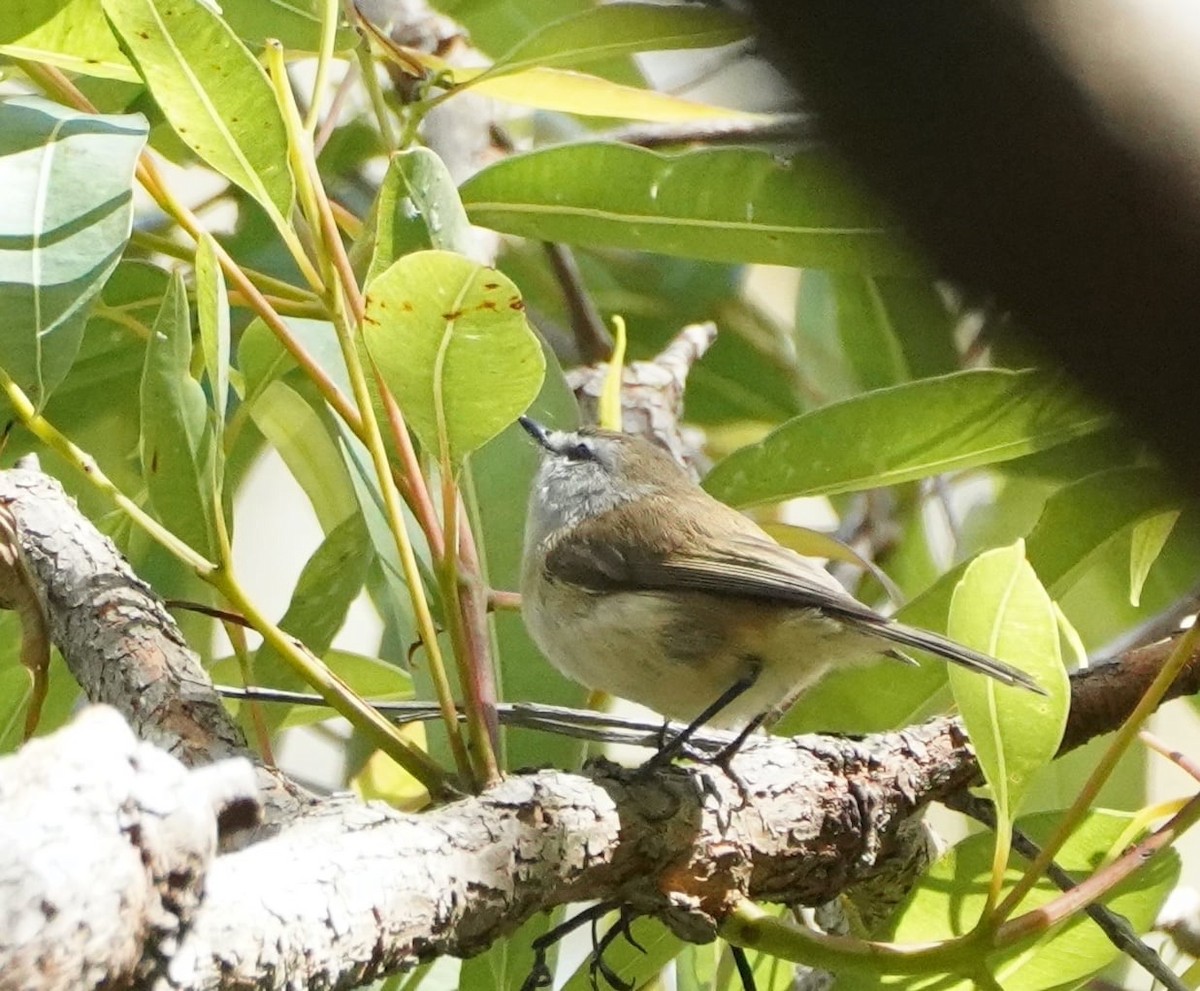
567 441 595 462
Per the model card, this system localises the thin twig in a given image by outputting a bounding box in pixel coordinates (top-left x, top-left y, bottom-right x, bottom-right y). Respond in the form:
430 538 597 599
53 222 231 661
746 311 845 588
1141 730 1200 782
948 791 1187 991
543 243 612 363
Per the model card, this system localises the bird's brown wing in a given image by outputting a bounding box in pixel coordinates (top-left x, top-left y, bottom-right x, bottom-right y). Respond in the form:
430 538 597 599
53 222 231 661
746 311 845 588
542 493 884 625
542 492 1043 693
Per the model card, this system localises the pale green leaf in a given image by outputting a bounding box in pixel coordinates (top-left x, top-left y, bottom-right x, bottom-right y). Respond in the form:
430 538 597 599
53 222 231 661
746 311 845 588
461 144 917 272
830 275 959 392
366 148 474 285
139 270 219 558
101 0 294 217
704 370 1108 507
1129 510 1180 607
0 96 147 409
246 379 358 532
948 541 1069 822
236 316 350 410
362 250 545 464
0 0 353 79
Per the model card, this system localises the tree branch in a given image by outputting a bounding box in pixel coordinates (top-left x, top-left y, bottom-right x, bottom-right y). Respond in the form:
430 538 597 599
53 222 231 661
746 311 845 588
0 463 1197 989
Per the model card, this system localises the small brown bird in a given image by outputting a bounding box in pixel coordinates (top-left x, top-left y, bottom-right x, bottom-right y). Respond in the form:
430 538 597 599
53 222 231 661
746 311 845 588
519 418 1041 735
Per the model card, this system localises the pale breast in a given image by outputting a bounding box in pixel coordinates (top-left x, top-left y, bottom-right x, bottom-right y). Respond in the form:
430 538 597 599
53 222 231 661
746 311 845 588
522 575 886 728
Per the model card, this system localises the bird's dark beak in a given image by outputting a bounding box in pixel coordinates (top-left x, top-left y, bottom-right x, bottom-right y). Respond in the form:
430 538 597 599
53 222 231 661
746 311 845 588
518 415 553 451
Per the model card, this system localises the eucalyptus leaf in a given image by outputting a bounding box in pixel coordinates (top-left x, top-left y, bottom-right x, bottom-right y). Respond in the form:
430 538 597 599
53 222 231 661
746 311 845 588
461 144 918 273
139 271 220 558
1024 466 1179 597
366 149 475 284
831 274 959 391
236 316 350 408
705 370 1108 507
217 0 356 53
101 0 294 218
247 379 358 532
433 0 640 84
0 96 147 409
947 541 1069 823
362 250 545 464
461 66 757 121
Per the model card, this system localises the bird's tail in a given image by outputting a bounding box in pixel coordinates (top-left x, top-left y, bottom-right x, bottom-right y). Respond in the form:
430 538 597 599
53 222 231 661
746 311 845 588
867 619 1046 695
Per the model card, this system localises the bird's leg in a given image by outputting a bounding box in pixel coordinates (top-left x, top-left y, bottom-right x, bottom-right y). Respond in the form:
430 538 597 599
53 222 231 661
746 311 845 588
640 659 761 773
521 902 616 991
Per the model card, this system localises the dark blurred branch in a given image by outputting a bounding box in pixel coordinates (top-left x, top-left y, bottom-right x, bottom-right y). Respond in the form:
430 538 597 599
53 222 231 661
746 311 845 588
742 1 1200 494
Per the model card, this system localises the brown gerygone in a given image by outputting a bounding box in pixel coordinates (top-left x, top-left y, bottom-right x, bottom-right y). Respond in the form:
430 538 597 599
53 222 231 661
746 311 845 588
518 417 1041 741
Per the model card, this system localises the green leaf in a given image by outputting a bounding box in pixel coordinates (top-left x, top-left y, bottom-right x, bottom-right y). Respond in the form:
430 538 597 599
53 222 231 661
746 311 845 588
362 250 545 464
560 916 682 991
236 316 350 408
854 810 1180 991
404 0 644 85
458 914 555 991
0 0 352 79
0 0 138 80
461 144 918 273
140 270 219 558
366 149 475 285
793 269 858 406
480 2 750 80
247 379 358 532
0 96 147 409
1129 510 1180 608
704 370 1108 507
101 0 294 217
216 0 356 54
831 275 960 391
195 234 229 449
245 513 374 728
948 541 1069 823
214 648 412 730
1024 466 1179 597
